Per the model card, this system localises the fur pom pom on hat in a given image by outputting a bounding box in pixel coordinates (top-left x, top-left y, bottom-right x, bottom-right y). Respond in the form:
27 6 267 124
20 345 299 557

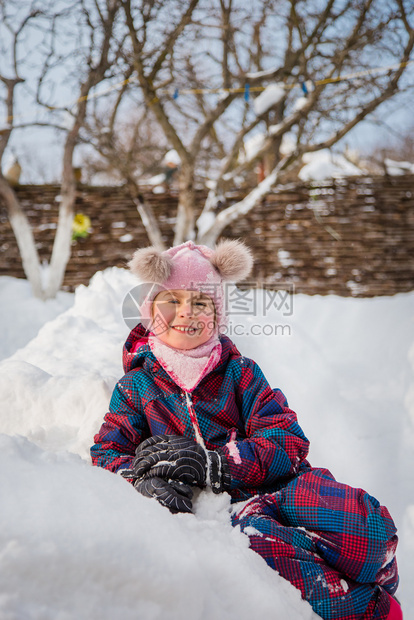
128 239 252 285
128 239 253 330
128 246 174 284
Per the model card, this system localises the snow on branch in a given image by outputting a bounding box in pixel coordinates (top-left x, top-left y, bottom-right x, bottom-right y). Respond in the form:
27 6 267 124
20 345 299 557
197 153 297 246
253 83 285 115
246 67 282 80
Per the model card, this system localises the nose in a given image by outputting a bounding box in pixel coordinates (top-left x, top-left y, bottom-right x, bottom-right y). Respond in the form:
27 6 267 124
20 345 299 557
177 300 193 317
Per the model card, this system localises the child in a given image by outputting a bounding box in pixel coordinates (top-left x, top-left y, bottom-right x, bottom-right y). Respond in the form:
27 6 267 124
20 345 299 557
91 240 402 620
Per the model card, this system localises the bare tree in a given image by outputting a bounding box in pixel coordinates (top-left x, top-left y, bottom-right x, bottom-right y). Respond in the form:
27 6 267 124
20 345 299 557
81 110 168 185
3 0 413 297
80 99 170 248
0 1 47 298
99 0 414 247
0 0 123 298
36 0 123 297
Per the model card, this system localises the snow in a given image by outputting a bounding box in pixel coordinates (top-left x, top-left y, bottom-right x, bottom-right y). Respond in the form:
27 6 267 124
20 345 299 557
246 67 281 79
293 96 308 112
146 173 166 186
239 132 266 163
277 248 295 267
1 434 317 620
299 149 363 181
254 83 285 115
280 133 297 156
153 185 166 194
384 158 414 175
162 149 181 166
196 210 216 237
0 269 413 618
0 276 73 361
239 136 363 182
205 179 217 190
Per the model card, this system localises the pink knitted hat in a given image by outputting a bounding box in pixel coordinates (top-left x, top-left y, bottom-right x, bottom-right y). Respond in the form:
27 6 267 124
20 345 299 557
128 239 253 330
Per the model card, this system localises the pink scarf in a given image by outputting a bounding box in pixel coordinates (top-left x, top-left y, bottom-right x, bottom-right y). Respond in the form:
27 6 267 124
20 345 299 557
148 333 222 392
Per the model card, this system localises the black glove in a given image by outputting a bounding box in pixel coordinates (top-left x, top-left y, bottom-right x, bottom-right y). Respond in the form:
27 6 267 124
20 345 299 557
132 475 194 514
132 434 231 494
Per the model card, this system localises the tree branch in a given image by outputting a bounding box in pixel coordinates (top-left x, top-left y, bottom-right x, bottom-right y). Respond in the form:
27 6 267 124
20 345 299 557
123 0 191 165
197 151 299 245
149 0 199 82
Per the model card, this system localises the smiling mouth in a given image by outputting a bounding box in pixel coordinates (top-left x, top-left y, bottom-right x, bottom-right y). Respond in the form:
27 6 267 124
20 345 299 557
171 325 198 334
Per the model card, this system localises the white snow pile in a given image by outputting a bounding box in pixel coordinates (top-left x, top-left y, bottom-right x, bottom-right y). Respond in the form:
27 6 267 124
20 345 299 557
299 149 363 181
239 132 266 164
384 158 414 175
146 172 167 186
0 276 73 361
1 269 413 619
162 149 181 166
238 136 364 183
239 130 296 165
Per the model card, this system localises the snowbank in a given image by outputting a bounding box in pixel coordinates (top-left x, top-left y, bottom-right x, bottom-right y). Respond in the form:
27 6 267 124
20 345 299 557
1 434 314 620
0 269 413 618
0 276 73 361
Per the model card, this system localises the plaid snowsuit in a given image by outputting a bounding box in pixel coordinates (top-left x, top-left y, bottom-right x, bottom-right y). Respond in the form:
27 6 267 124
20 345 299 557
91 324 399 619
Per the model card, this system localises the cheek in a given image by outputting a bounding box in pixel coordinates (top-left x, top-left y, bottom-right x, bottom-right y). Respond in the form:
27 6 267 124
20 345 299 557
194 303 216 324
152 304 176 325
195 312 216 333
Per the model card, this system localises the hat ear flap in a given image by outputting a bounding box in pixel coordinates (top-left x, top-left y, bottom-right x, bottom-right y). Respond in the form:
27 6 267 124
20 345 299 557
128 247 173 283
211 239 253 282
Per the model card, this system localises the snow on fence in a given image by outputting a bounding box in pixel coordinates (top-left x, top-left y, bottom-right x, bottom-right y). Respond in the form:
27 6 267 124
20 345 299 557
0 175 413 297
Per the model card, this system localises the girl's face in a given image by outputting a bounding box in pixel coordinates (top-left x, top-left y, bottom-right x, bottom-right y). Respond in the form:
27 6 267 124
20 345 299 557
151 289 216 350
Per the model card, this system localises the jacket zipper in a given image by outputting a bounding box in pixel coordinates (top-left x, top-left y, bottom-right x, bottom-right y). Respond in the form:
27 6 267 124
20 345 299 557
184 391 206 450
184 391 214 486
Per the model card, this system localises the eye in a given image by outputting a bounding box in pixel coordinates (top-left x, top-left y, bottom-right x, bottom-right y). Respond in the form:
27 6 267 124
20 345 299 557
156 297 178 305
194 301 207 307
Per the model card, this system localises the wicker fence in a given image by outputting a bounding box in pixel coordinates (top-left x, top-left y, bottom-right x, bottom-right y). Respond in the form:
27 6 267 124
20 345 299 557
1 174 413 296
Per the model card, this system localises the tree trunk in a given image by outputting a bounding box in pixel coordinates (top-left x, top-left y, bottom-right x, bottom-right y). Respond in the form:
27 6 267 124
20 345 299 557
173 165 196 245
43 191 75 299
43 142 77 299
128 180 166 250
44 93 84 298
197 160 288 247
0 176 44 299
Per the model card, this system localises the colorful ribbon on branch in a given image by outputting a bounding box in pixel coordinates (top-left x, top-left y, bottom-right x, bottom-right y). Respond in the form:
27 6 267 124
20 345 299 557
4 59 413 124
83 58 413 104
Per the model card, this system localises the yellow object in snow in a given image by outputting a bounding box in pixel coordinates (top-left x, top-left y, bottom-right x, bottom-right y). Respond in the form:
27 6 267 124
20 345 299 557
72 213 91 239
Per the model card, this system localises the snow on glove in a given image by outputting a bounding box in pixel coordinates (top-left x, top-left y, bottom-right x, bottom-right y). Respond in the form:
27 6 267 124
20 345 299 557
134 475 194 514
132 434 231 494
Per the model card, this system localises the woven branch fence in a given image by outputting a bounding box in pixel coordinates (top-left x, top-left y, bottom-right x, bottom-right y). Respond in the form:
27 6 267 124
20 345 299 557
1 175 413 296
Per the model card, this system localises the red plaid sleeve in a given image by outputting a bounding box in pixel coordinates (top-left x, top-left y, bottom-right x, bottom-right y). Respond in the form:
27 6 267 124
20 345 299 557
221 359 310 491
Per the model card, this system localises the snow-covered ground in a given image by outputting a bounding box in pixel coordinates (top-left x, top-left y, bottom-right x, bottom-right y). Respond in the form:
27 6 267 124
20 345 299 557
0 269 413 619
